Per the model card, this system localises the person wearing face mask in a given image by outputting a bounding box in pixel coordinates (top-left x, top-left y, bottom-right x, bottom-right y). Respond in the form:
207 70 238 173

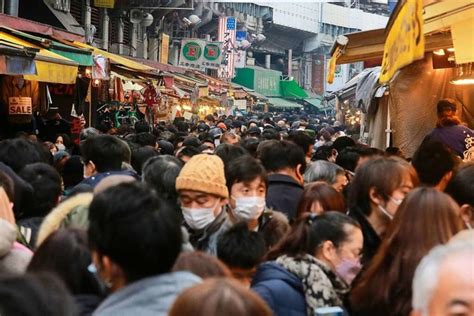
347 156 419 265
224 155 271 231
349 188 464 316
176 154 230 255
252 212 363 316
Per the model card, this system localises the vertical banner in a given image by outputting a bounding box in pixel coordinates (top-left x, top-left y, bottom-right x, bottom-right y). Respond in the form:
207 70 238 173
218 16 237 80
159 33 170 64
379 0 424 83
312 54 325 95
234 50 246 69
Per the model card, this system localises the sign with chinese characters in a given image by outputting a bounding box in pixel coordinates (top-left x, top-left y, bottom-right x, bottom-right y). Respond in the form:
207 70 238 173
379 0 424 83
178 39 223 71
234 50 246 69
218 16 237 80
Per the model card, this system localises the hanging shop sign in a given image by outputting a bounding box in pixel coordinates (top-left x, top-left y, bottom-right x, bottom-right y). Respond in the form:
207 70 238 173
178 39 223 70
94 0 115 8
234 50 246 69
159 33 170 64
379 0 424 83
8 97 32 115
218 16 237 79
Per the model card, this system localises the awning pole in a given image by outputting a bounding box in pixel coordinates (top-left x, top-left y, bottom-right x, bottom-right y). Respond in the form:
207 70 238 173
386 103 391 148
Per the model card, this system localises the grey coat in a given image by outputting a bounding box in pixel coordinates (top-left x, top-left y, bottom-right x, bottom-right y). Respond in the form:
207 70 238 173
92 271 201 316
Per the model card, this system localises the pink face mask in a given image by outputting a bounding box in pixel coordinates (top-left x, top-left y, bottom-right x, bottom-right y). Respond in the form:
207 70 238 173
335 257 362 285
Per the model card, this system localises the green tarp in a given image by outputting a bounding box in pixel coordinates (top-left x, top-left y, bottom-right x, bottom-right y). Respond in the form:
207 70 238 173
268 97 302 109
304 98 323 108
280 80 308 99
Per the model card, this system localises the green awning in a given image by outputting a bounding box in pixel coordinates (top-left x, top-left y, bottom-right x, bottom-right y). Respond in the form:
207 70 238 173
268 97 303 109
280 80 308 99
0 26 93 66
304 98 323 108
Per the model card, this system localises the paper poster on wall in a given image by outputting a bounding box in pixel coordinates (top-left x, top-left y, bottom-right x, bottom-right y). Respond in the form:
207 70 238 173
8 97 32 115
183 111 193 121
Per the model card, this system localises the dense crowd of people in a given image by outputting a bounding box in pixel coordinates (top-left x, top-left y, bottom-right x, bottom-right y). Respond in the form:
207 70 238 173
0 98 472 316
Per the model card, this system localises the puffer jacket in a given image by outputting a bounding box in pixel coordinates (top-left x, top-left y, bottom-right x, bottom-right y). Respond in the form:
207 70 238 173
252 261 306 316
0 219 32 273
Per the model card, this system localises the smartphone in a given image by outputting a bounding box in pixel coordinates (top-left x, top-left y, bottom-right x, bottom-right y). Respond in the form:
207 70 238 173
314 306 345 316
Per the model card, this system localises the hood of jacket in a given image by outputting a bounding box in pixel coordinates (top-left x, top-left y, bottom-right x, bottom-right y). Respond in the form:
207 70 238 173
252 261 303 292
93 271 201 316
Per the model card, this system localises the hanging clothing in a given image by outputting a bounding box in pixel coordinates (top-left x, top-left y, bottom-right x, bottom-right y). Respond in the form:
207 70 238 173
0 76 40 124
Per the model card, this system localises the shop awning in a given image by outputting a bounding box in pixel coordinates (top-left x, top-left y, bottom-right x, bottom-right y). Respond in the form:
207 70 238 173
0 26 93 66
71 41 157 73
268 97 303 109
0 31 78 84
304 98 323 109
280 80 308 99
0 41 38 75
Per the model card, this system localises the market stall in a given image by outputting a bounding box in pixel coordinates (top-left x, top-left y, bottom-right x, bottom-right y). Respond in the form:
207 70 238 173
328 0 474 157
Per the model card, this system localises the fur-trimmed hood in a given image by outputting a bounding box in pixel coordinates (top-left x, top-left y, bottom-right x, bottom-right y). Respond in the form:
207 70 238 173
36 193 94 247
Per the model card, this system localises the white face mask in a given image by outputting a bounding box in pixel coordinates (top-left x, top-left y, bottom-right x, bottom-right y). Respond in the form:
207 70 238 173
56 143 66 151
377 204 393 220
182 204 219 230
232 196 266 221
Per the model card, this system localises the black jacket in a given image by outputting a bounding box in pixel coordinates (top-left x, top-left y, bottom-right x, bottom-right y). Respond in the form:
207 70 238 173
348 207 381 266
266 174 303 220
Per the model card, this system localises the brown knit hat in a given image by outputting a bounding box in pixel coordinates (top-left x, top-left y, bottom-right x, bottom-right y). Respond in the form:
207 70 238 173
176 154 228 198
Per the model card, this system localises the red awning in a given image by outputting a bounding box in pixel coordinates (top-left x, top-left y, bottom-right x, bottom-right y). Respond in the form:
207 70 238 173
0 13 84 42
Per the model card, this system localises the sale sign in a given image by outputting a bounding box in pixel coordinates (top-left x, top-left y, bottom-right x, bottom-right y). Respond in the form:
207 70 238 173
8 97 32 115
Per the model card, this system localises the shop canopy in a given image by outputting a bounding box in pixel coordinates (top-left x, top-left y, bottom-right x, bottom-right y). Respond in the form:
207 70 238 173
280 79 308 99
71 41 157 74
0 41 38 75
0 27 93 66
268 97 303 109
0 31 78 84
329 0 472 65
304 98 323 109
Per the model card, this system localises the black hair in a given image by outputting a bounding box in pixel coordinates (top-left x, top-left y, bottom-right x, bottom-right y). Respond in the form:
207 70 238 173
217 222 266 269
266 212 360 260
0 139 50 173
0 272 76 316
259 140 306 173
142 155 183 203
225 155 267 192
131 146 160 176
241 138 260 158
0 170 14 202
412 140 457 186
134 121 150 134
336 147 361 172
215 144 248 167
205 114 215 123
80 135 129 172
288 131 314 156
261 129 281 141
331 136 356 153
28 229 104 297
133 132 157 147
312 145 333 161
177 146 200 161
88 182 182 283
19 163 62 217
445 163 474 206
157 140 174 155
62 156 84 189
182 136 202 148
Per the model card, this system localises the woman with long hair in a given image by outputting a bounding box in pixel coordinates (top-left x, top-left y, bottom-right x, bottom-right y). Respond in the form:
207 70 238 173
349 187 464 316
347 156 419 265
252 212 363 316
296 182 346 218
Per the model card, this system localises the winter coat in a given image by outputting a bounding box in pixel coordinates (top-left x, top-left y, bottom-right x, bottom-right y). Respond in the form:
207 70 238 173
266 174 304 220
186 210 230 256
36 193 94 247
0 219 32 273
17 216 43 249
348 207 381 266
252 261 307 316
92 271 201 316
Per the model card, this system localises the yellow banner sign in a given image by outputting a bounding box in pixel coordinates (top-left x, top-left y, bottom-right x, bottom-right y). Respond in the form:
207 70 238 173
379 0 425 83
160 34 170 64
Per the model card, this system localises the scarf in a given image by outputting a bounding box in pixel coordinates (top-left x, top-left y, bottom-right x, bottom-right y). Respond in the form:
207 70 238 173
276 254 349 316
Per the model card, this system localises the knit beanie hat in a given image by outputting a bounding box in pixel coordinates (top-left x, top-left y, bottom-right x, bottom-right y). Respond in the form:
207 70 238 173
176 154 228 198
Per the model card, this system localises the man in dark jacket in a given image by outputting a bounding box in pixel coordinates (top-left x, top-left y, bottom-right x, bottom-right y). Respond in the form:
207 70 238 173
259 140 306 220
78 135 138 190
251 261 306 316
